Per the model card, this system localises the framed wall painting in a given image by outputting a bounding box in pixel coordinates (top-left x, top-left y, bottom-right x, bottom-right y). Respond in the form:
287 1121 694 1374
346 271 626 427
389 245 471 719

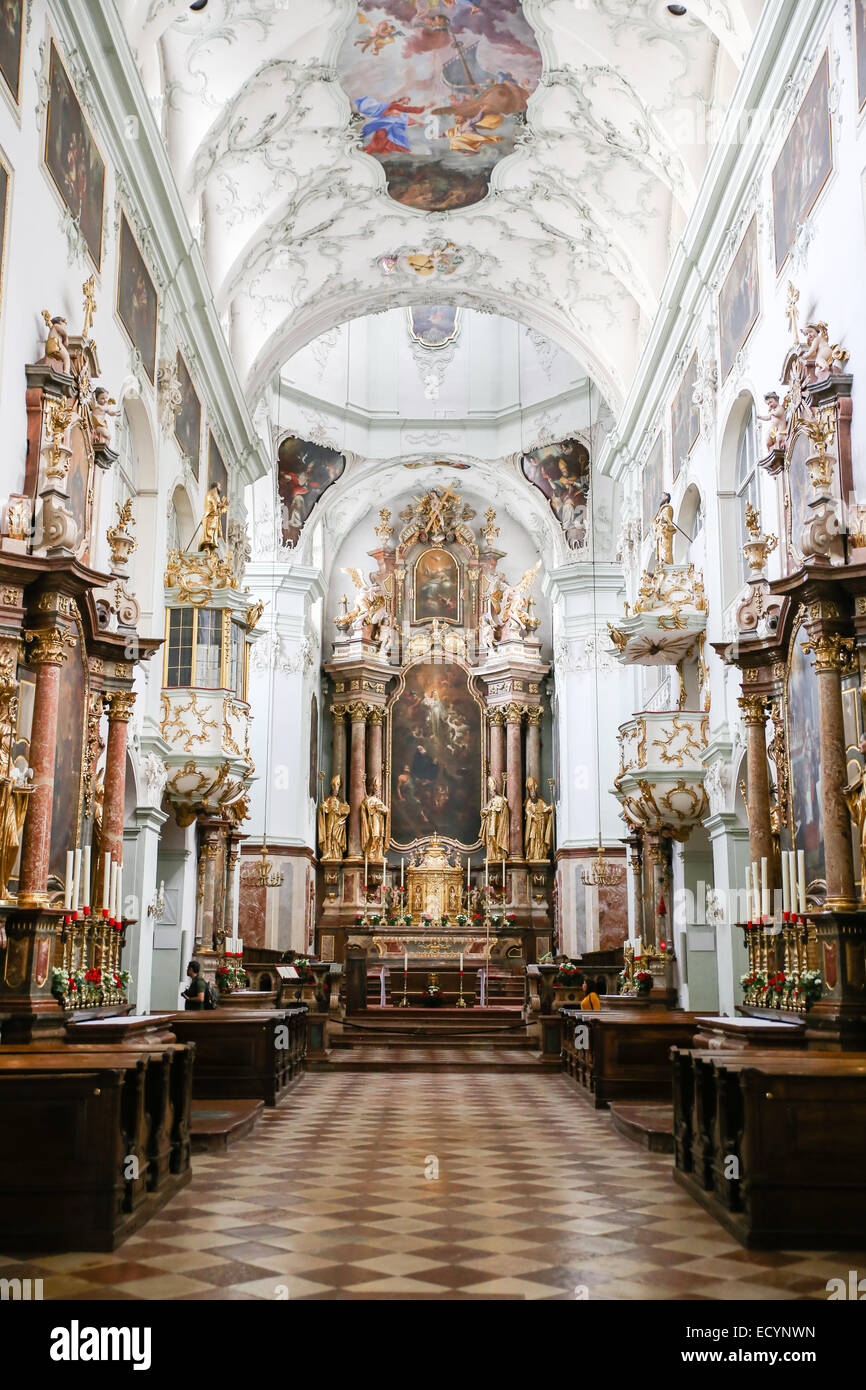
0 155 9 323
413 548 461 624
671 352 700 481
719 215 760 382
116 212 158 383
44 41 105 271
0 1 23 104
408 305 461 348
772 53 832 274
173 353 201 479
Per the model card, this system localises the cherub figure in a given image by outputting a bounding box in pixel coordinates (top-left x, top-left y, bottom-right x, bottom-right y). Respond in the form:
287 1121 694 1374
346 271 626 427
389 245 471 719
39 312 71 374
91 387 120 449
756 391 788 454
336 568 387 640
798 322 849 385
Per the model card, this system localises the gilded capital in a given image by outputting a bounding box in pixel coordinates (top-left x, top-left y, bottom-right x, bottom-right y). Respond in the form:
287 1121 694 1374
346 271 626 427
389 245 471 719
737 693 767 725
488 708 507 727
107 690 137 723
347 700 371 723
25 626 77 666
525 706 543 726
803 634 856 673
368 707 386 726
504 701 525 724
329 703 347 723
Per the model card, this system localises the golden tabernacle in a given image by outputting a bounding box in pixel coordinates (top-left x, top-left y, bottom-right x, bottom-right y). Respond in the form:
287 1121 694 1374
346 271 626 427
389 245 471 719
406 835 465 919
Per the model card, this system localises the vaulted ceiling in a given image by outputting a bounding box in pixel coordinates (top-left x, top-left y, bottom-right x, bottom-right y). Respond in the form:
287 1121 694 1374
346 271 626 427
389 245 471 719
118 0 766 412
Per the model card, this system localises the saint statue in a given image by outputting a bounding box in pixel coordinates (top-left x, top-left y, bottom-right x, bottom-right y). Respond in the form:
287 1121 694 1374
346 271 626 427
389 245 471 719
361 777 389 860
480 774 510 861
524 777 553 861
653 494 676 567
844 738 866 903
0 764 32 900
317 774 350 861
199 483 228 551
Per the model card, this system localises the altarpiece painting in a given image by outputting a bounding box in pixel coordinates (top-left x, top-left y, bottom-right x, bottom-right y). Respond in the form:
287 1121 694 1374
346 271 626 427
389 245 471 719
389 660 481 848
413 548 461 623
786 620 824 893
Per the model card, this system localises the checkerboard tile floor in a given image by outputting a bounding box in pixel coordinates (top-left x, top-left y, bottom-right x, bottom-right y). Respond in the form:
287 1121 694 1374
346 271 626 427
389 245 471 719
2 1073 862 1300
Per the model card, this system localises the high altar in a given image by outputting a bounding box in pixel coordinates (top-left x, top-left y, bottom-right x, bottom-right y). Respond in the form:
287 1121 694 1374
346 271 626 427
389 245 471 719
316 484 554 968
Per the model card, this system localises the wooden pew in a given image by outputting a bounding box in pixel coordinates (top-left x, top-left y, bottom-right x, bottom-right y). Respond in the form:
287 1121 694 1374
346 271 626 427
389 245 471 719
561 1008 700 1108
0 1045 193 1252
169 1005 307 1106
671 1048 866 1248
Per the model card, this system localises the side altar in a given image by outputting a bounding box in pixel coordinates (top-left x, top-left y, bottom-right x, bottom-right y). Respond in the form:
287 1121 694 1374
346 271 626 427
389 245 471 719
315 486 555 969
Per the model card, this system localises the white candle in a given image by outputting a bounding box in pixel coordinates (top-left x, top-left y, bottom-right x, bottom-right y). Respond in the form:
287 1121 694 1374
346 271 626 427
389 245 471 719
82 846 91 910
64 851 74 911
635 936 642 960
781 851 790 916
745 866 752 922
751 861 760 918
71 849 81 915
459 951 463 973
364 853 368 886
404 949 408 972
466 857 470 889
485 859 489 888
102 853 111 912
237 937 242 954
797 850 806 916
111 864 119 921
400 857 404 888
760 857 769 920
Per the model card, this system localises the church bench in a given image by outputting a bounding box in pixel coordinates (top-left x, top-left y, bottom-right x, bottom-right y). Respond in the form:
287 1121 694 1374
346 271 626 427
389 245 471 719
0 1045 194 1251
169 1005 308 1106
671 1048 866 1247
561 1009 700 1108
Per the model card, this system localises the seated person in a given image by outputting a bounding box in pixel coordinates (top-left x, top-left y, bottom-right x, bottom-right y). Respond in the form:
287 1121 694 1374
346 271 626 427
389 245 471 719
580 977 601 1011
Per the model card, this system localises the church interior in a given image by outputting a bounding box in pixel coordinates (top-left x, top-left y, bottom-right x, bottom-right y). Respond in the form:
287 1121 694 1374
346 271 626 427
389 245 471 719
3 0 866 1320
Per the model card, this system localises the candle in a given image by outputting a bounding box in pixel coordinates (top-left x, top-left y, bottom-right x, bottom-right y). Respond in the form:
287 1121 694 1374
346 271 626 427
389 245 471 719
485 858 489 888
466 856 470 889
364 853 368 888
459 951 463 973
501 857 506 899
760 857 769 920
404 949 408 972
71 848 81 916
751 861 760 919
237 937 243 954
82 846 91 911
64 851 74 912
797 849 806 916
102 853 111 912
744 866 752 922
111 864 119 921
400 857 404 888
781 851 790 916
634 936 642 960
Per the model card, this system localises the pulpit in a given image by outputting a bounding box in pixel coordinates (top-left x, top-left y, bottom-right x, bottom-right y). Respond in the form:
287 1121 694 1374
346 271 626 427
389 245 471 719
406 836 465 919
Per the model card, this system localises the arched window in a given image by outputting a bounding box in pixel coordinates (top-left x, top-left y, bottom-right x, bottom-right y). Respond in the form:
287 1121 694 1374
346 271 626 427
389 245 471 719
735 406 758 586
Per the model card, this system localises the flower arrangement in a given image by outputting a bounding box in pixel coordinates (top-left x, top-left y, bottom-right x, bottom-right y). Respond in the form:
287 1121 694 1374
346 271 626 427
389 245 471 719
216 961 248 992
423 983 444 1007
740 971 766 1002
50 965 131 1008
554 961 582 986
421 911 434 926
456 913 468 926
761 971 788 1007
634 970 652 995
292 957 315 985
790 970 823 1009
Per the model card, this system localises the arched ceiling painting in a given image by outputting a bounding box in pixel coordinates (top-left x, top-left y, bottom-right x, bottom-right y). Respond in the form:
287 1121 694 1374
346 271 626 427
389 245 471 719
338 1 542 212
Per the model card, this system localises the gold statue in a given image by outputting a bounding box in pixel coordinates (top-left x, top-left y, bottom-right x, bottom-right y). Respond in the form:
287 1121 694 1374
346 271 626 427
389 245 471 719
0 764 32 899
40 311 71 375
652 494 676 567
317 774 350 861
480 774 510 861
844 737 866 903
82 276 98 338
524 777 553 861
199 483 228 551
361 776 389 860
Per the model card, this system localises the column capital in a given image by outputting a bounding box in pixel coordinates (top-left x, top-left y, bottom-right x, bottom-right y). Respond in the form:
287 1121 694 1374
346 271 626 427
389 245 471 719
107 690 137 722
346 700 371 723
25 626 76 666
525 705 543 726
504 701 525 725
803 634 856 673
368 707 386 726
329 703 347 722
488 708 507 727
737 693 767 725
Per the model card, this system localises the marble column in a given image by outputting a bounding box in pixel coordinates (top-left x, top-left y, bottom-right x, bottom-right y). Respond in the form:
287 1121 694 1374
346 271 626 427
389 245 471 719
738 694 775 873
348 702 368 858
97 690 136 908
196 827 221 950
330 704 347 798
367 708 384 790
505 703 524 858
807 635 857 909
223 835 242 942
525 706 542 786
18 624 77 903
489 709 505 790
627 833 644 943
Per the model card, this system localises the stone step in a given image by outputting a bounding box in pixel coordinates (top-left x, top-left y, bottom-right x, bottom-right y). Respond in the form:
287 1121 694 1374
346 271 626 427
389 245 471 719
309 1047 559 1073
608 1102 674 1153
190 1099 265 1153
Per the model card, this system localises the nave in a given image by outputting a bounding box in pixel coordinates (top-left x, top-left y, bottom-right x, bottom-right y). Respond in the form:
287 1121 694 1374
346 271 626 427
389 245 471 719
4 1071 860 1303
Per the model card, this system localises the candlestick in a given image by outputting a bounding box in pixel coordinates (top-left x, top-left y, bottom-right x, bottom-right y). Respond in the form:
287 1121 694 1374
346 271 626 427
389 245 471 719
64 851 74 912
364 853 368 894
71 849 81 917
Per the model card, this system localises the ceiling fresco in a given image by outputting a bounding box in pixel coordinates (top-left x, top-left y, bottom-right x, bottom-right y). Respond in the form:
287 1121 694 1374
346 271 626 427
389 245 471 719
338 1 542 212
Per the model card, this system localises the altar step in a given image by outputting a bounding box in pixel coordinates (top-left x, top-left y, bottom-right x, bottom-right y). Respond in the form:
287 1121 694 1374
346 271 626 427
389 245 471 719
310 1047 558 1073
191 1099 265 1152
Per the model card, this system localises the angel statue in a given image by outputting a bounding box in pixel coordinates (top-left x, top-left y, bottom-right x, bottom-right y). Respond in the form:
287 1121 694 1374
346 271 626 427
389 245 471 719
361 776 389 860
756 391 788 454
524 776 553 862
39 312 72 375
480 774 510 861
317 774 350 861
91 388 120 449
798 322 849 385
499 561 542 639
335 568 387 641
652 494 676 567
200 483 229 551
